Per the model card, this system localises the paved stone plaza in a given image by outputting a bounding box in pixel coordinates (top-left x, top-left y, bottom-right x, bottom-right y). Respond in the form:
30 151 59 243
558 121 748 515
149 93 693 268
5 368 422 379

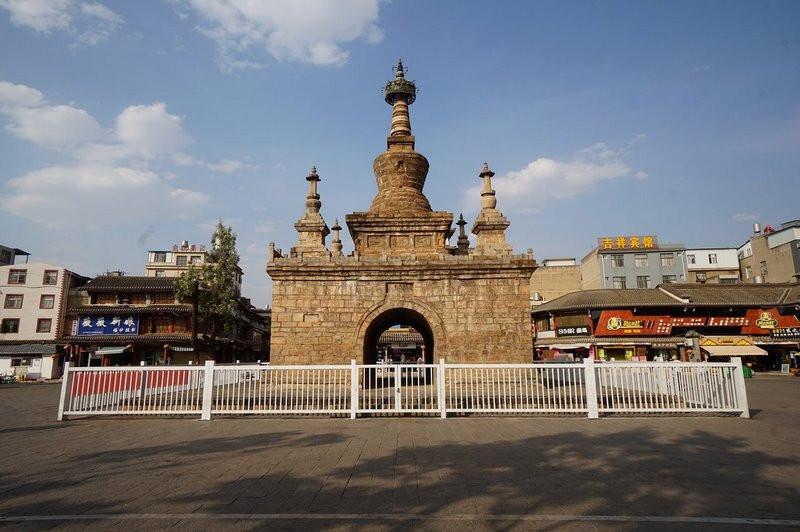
1 378 799 530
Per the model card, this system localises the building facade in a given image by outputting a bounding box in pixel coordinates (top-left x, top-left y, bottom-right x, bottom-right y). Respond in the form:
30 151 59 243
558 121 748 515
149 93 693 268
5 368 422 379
145 240 208 278
530 258 582 307
532 283 800 369
0 262 88 379
0 245 29 266
581 235 687 289
739 221 800 284
61 275 270 366
686 248 740 283
268 62 535 365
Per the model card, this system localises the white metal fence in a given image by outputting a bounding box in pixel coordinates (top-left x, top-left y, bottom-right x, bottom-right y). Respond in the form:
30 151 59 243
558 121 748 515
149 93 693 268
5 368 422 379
57 358 750 420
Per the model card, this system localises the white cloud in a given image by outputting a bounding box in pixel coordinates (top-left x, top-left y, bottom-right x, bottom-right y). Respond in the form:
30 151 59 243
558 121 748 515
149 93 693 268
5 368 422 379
733 212 759 222
2 165 209 228
0 0 73 32
207 158 243 174
465 140 646 213
177 0 383 71
635 170 649 179
116 103 191 159
0 0 123 45
5 104 105 149
0 81 45 107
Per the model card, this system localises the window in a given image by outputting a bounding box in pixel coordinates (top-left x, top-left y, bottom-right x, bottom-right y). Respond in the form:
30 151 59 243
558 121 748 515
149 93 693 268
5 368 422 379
43 270 58 285
118 294 131 304
4 294 23 309
636 275 651 288
612 276 627 289
155 270 166 278
0 249 12 264
1 319 20 333
153 252 167 263
760 261 768 275
662 275 677 284
11 358 31 367
39 294 55 309
696 272 707 282
36 318 52 333
660 253 674 267
610 254 624 267
745 266 752 279
8 269 26 284
176 256 188 267
634 254 648 268
190 255 202 265
687 254 696 265
708 253 718 264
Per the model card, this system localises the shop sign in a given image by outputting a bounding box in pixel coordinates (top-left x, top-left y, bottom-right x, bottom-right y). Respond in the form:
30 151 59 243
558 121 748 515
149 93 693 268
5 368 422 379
772 327 800 338
597 235 658 250
556 325 590 337
700 336 754 347
754 311 778 329
595 309 800 336
78 315 139 336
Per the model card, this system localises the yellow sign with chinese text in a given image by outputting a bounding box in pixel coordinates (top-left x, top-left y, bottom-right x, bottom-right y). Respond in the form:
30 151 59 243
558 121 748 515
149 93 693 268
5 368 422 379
598 235 659 250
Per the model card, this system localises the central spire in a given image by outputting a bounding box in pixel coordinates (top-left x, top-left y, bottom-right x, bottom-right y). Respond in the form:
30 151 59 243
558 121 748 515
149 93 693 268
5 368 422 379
384 59 416 141
368 60 432 215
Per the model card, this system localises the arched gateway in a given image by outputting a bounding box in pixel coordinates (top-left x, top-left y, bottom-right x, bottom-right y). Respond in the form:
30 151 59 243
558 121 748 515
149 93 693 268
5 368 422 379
267 62 536 365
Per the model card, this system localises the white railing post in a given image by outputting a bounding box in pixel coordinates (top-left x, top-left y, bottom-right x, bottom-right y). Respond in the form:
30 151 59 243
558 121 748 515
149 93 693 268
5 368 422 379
201 360 215 421
350 359 358 419
731 357 750 418
438 358 446 419
56 361 71 421
583 357 599 419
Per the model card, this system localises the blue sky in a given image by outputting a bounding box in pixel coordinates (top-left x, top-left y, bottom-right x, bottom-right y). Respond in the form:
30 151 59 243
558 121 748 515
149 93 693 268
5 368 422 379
1 0 798 307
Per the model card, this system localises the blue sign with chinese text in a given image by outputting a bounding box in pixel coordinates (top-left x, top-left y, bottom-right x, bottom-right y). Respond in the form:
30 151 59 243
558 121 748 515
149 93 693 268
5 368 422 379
77 315 139 336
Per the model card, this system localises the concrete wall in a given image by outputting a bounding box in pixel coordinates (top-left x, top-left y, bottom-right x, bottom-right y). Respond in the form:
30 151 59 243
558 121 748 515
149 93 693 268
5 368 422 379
0 263 67 341
584 249 687 288
740 231 800 283
530 264 582 303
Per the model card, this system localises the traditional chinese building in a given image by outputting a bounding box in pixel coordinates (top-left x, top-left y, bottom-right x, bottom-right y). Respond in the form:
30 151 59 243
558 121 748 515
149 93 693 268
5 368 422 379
61 275 270 366
532 282 800 369
267 62 536 365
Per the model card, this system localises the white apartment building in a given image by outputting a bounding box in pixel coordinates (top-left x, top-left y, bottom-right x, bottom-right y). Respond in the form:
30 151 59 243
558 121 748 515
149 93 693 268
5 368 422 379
145 240 208 278
145 240 242 290
685 248 741 284
0 262 88 379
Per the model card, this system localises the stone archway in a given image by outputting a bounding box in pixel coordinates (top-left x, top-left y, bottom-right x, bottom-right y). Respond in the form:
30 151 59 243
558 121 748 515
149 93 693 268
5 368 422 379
362 308 434 365
356 300 447 365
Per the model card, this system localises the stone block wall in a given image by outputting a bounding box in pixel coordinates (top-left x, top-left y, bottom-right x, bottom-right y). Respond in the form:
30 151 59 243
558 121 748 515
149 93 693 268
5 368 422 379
268 257 534 365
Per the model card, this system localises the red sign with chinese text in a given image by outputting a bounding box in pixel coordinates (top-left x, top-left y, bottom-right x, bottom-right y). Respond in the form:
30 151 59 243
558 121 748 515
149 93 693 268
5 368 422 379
594 309 800 336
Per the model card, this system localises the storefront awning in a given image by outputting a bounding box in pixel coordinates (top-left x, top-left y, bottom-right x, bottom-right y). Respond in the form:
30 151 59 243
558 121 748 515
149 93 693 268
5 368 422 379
94 346 132 356
549 343 591 350
702 345 768 357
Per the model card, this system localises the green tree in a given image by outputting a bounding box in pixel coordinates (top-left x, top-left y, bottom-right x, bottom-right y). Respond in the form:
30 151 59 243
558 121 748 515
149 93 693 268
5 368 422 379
175 222 241 348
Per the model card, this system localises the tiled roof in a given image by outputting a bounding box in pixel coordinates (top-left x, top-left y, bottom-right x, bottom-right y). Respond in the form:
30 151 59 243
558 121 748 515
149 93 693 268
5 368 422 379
534 289 680 313
69 305 191 315
0 344 58 355
660 283 793 306
62 333 191 344
86 276 176 293
378 330 424 343
534 283 800 314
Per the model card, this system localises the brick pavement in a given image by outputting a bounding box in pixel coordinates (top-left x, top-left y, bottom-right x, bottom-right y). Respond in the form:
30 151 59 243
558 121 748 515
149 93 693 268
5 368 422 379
0 377 799 530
